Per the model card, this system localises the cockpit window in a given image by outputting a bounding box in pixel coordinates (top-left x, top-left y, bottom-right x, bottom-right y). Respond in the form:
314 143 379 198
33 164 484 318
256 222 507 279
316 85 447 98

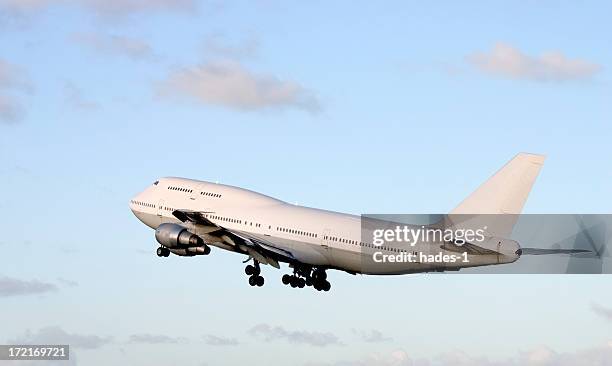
153 180 159 185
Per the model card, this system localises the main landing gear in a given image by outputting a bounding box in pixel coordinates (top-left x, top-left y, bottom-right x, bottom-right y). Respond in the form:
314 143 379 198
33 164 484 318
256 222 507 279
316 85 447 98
156 247 170 257
245 261 265 287
282 266 331 292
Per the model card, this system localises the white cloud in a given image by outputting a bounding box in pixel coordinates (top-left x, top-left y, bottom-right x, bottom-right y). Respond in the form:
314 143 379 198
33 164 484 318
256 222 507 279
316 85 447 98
350 350 412 366
71 32 155 60
9 326 112 349
0 276 57 296
469 43 601 82
0 59 30 91
202 334 239 346
158 61 320 113
203 34 259 60
83 0 195 17
306 350 412 366
0 59 32 96
352 329 393 343
0 0 57 13
0 94 23 123
309 343 612 366
56 277 79 287
591 303 612 321
0 0 196 18
248 324 341 347
0 58 31 123
128 333 187 344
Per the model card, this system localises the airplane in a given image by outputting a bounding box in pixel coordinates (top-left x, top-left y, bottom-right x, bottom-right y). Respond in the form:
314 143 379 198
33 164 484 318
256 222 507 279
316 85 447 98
129 153 586 291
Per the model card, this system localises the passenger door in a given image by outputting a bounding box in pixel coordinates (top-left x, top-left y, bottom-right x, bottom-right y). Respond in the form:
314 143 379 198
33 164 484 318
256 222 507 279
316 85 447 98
157 199 165 224
189 186 198 201
321 229 334 261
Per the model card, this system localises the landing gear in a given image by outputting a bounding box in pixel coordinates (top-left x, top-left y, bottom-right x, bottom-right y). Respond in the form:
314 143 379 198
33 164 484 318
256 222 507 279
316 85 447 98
281 266 331 291
313 279 331 292
311 268 331 291
245 261 264 287
248 276 264 286
284 276 305 288
156 247 170 257
245 265 257 276
248 274 264 287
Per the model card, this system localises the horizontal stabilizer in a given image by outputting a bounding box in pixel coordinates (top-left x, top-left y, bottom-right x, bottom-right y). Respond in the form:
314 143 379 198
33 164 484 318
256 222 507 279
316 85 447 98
520 248 592 256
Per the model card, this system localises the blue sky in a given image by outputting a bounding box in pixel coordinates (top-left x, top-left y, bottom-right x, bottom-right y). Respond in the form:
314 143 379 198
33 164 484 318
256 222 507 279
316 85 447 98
0 1 611 365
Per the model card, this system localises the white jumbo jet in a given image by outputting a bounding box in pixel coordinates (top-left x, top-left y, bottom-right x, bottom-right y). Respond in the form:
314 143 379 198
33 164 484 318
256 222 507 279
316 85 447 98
130 153 557 291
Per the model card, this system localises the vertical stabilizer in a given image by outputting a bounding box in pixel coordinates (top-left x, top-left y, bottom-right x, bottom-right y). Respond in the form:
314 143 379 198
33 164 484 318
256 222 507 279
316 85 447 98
451 153 545 215
448 153 545 238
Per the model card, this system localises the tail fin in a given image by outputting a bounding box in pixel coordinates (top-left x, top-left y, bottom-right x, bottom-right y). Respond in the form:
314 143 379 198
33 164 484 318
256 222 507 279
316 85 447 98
447 153 545 238
451 153 546 215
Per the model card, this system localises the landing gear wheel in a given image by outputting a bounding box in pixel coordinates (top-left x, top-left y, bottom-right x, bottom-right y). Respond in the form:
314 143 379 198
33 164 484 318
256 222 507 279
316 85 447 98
322 281 331 291
297 278 305 288
313 280 330 291
305 278 313 287
245 265 256 276
282 274 291 285
256 276 264 287
248 276 257 286
157 247 170 257
290 277 298 288
245 263 261 276
314 270 327 281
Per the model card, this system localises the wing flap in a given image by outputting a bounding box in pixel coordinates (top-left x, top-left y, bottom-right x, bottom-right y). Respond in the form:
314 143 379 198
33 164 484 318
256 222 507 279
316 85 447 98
232 231 295 260
171 209 293 267
172 210 214 226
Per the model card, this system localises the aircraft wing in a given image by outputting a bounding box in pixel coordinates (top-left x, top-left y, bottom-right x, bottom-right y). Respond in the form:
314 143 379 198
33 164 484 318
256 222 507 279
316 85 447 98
171 209 294 268
232 231 295 260
224 230 296 268
172 210 215 226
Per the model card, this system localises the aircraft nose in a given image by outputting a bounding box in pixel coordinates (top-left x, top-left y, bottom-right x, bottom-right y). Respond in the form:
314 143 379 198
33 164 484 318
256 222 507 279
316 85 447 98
129 197 136 213
129 192 142 213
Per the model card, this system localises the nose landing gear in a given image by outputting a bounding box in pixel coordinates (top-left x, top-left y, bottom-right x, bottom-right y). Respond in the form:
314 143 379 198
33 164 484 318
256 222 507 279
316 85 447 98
156 247 170 257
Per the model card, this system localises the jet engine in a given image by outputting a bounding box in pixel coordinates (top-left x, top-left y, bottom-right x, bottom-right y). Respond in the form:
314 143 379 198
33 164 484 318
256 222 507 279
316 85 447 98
155 223 205 249
170 246 211 256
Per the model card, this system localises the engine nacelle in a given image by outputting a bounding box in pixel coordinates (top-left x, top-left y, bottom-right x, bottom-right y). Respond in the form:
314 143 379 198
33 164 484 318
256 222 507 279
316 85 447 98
155 223 204 248
170 246 211 256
